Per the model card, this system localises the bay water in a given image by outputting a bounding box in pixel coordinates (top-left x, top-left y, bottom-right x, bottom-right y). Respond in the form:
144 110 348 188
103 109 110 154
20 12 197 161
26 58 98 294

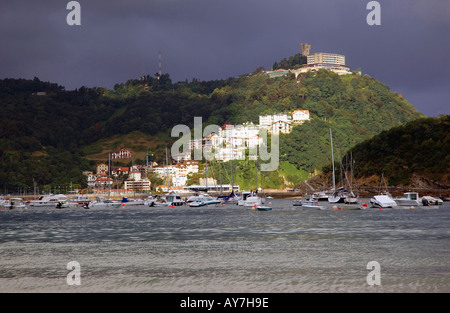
1 198 449 292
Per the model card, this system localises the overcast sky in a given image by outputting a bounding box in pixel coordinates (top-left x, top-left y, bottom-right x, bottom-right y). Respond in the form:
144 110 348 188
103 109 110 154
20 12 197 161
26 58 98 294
1 0 449 116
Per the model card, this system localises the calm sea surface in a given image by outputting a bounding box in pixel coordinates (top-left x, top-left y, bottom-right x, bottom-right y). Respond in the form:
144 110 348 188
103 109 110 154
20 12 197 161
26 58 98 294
0 198 449 292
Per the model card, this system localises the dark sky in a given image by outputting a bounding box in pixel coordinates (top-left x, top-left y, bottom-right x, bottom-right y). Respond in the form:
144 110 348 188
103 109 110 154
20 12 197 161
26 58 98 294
1 0 449 117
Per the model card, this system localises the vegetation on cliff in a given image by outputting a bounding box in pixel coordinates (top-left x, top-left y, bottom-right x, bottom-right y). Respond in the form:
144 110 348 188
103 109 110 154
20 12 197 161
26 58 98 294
0 56 427 192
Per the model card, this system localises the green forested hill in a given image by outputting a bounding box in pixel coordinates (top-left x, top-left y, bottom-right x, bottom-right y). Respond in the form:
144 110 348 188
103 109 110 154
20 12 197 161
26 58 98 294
0 61 426 192
339 115 450 187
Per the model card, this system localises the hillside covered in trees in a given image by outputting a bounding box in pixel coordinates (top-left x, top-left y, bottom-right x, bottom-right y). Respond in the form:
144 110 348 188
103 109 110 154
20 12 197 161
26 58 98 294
0 56 428 193
344 115 449 188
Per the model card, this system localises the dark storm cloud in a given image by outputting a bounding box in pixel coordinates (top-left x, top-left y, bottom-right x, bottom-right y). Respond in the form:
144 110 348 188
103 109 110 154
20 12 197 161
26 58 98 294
0 0 448 116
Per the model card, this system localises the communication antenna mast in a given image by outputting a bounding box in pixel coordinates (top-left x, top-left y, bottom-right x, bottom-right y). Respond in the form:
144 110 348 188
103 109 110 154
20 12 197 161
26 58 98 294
158 50 162 79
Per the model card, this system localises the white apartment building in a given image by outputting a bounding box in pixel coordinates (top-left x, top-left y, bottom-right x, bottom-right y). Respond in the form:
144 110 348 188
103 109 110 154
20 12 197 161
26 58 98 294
214 147 245 161
124 170 151 191
259 113 292 129
172 173 188 187
152 161 199 187
199 122 263 162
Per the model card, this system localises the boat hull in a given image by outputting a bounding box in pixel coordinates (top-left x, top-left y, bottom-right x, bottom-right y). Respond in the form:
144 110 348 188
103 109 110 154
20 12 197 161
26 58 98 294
370 195 397 208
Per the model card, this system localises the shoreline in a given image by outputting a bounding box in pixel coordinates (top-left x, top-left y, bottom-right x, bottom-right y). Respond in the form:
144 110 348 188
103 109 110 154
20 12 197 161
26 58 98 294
3 185 448 202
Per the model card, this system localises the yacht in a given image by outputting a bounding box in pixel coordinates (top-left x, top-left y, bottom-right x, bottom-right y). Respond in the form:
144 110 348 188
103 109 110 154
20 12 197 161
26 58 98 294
186 193 209 203
165 192 185 206
187 193 221 206
238 191 263 207
84 197 122 209
29 194 68 207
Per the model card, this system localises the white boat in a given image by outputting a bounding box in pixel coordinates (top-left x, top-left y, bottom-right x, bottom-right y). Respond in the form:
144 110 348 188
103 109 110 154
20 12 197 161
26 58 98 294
29 194 68 207
328 187 348 203
186 193 209 203
293 197 325 209
0 196 11 209
303 203 326 210
188 200 207 207
293 197 317 206
421 196 443 206
238 191 263 207
120 197 145 206
146 196 169 207
312 192 329 201
187 194 221 206
344 193 358 204
165 192 184 206
370 194 397 208
395 192 421 206
70 195 91 206
55 199 83 209
9 198 27 209
218 190 241 204
370 174 397 208
85 197 122 209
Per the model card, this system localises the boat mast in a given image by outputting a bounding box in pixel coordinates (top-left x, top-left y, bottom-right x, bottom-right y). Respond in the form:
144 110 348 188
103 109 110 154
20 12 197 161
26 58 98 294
205 159 208 193
165 146 169 192
230 148 234 193
219 161 222 194
108 152 111 198
329 128 336 191
255 160 258 191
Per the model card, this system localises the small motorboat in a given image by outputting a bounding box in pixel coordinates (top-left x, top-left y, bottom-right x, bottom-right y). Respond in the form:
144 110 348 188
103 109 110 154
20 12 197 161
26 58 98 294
254 205 272 211
370 195 397 208
188 200 207 207
9 198 27 209
395 192 421 206
293 197 325 209
421 196 443 206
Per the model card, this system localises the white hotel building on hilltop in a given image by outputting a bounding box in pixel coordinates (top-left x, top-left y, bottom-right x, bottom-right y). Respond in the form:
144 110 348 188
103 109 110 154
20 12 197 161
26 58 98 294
292 52 351 77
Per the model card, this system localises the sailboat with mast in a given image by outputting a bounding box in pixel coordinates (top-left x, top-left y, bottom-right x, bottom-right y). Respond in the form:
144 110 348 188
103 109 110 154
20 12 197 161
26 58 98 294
238 160 264 207
327 128 354 204
343 151 358 204
370 173 397 208
163 146 184 206
86 153 122 209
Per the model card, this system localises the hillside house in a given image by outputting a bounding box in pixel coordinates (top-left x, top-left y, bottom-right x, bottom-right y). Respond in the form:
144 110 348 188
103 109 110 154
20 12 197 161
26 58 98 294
292 110 310 124
111 149 131 159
